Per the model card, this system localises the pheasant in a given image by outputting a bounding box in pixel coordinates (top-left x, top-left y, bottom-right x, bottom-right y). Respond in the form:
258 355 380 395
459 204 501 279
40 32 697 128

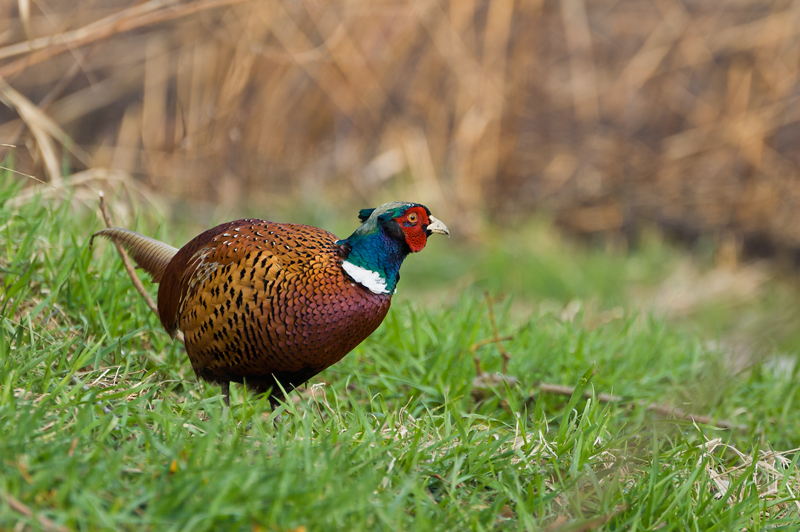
92 202 449 406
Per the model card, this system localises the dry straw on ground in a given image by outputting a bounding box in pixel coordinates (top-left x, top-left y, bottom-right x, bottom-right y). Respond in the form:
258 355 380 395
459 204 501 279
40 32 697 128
2 0 800 252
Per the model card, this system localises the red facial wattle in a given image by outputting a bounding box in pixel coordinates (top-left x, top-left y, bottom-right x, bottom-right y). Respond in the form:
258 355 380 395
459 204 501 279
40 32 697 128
395 206 431 253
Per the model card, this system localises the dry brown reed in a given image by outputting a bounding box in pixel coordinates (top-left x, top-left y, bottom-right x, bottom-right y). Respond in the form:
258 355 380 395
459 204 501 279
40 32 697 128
2 0 800 251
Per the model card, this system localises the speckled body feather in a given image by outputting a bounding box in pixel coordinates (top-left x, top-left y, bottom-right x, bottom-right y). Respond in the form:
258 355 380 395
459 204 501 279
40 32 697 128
93 202 449 404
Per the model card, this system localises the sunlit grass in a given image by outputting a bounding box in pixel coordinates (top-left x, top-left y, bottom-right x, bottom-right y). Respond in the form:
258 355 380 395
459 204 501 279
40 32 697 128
2 173 799 530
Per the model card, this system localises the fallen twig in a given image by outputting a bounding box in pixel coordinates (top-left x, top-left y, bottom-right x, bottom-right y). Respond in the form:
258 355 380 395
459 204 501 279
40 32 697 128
544 505 628 532
97 192 158 314
95 191 185 344
470 336 514 354
470 293 513 374
485 292 511 372
470 336 514 373
535 382 753 432
0 491 69 532
470 376 752 431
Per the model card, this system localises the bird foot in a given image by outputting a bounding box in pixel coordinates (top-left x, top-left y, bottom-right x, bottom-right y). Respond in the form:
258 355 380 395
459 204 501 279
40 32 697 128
221 382 230 406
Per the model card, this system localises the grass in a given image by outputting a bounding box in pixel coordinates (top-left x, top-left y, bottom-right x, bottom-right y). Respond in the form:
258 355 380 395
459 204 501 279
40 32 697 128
2 172 800 530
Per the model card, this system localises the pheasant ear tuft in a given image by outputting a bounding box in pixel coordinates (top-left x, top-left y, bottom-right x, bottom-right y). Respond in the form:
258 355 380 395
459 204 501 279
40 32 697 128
358 208 375 222
378 211 396 223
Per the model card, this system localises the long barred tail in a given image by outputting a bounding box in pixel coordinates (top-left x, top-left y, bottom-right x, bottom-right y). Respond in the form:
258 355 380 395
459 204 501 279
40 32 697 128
91 228 178 283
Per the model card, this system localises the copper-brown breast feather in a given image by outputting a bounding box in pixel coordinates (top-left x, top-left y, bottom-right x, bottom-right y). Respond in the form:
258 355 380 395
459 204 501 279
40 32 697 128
157 219 391 386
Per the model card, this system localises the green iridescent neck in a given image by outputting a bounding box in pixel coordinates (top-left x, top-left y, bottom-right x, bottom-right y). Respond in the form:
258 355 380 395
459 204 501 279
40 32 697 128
337 202 415 295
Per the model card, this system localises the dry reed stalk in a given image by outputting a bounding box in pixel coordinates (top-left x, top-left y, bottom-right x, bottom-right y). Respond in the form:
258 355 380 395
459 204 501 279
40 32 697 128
0 75 63 183
0 0 253 73
2 0 800 257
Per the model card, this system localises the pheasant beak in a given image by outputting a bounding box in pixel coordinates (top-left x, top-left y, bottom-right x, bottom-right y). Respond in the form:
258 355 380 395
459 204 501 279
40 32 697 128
426 215 450 237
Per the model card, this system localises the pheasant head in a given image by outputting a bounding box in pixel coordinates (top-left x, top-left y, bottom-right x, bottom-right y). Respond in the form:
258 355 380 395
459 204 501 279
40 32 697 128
338 202 449 295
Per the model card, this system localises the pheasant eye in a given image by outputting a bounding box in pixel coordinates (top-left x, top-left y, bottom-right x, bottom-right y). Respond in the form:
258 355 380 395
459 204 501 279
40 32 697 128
408 213 418 223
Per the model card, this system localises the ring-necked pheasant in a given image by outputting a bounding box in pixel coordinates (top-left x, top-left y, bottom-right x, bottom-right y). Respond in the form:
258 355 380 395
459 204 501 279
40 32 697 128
92 202 449 406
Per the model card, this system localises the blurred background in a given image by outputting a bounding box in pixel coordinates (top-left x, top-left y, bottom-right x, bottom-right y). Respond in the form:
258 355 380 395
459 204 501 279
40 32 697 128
3 0 800 351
